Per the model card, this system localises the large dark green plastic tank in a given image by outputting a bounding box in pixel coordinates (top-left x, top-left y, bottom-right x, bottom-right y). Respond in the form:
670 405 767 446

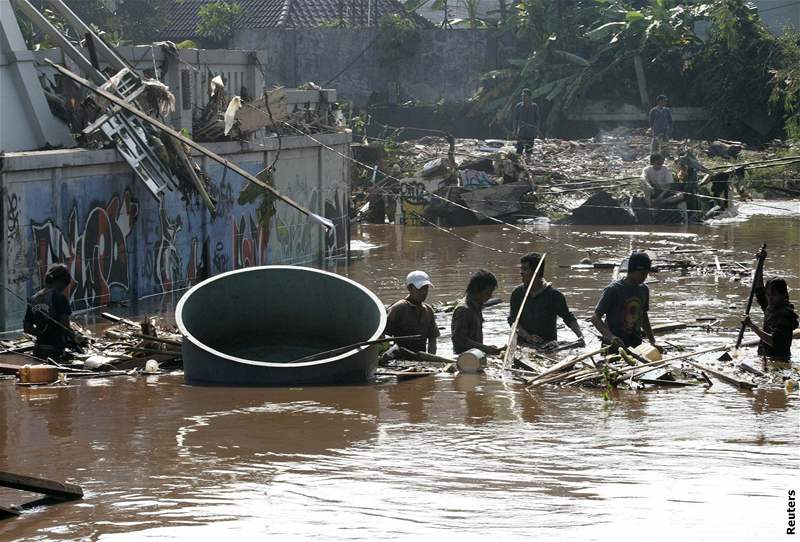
176 266 387 386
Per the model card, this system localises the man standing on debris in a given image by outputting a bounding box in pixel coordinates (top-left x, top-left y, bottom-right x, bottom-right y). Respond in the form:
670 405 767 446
513 88 540 155
591 252 661 350
452 270 503 355
508 252 585 347
23 264 81 360
649 94 673 156
386 271 440 354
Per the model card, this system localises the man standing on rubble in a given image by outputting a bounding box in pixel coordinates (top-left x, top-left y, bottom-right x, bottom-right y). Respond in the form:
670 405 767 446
649 94 673 156
513 88 540 155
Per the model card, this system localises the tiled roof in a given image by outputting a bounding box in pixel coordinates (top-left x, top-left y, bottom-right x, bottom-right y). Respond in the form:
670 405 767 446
163 0 432 39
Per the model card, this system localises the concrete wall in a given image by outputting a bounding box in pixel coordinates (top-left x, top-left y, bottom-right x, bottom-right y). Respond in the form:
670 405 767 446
232 28 501 107
0 133 351 331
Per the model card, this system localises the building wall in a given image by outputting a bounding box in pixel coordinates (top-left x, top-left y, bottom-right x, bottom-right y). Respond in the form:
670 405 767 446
232 28 501 107
0 133 350 331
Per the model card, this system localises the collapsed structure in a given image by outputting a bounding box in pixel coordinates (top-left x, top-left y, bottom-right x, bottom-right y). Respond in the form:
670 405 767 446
0 0 351 331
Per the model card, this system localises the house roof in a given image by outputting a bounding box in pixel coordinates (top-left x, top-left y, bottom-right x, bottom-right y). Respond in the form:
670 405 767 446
163 0 432 39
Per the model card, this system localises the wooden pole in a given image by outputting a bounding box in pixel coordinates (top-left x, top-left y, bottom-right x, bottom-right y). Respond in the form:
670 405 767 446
736 244 767 349
289 335 423 364
503 253 547 369
525 346 605 387
44 59 332 230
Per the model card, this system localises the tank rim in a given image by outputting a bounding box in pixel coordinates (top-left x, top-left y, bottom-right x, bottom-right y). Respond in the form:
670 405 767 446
175 265 387 368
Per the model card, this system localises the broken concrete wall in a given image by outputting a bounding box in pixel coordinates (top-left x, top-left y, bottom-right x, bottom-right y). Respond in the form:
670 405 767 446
231 28 501 107
0 133 350 331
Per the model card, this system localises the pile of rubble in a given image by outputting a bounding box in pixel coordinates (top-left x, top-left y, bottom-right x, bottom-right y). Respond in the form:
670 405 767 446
351 130 798 227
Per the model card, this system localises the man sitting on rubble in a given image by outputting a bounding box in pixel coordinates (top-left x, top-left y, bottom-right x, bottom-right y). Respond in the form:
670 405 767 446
386 271 440 355
640 153 689 224
513 88 540 155
508 252 584 348
591 252 661 351
24 263 82 360
452 270 503 355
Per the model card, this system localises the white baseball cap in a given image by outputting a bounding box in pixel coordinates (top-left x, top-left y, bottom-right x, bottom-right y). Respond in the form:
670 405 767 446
406 270 433 289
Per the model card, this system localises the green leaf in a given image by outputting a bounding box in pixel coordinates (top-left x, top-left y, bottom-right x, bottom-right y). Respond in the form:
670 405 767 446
585 21 625 41
551 49 590 67
625 10 644 24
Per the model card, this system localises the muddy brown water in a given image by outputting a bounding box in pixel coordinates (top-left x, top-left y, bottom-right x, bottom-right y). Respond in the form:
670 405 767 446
1 200 798 540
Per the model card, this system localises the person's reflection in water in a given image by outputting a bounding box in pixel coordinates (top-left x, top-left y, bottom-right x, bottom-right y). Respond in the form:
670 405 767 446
519 387 543 423
454 375 495 425
751 387 789 414
386 377 436 424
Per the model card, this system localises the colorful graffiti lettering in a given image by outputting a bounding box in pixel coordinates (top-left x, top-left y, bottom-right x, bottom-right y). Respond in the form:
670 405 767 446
232 214 269 269
31 190 139 309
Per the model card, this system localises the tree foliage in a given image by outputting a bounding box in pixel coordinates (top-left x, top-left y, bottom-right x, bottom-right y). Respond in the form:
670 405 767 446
377 14 420 66
472 0 799 139
20 0 173 46
196 1 245 43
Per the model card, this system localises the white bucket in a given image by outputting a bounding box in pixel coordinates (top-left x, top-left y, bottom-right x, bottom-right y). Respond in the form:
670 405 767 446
144 359 160 374
457 348 486 373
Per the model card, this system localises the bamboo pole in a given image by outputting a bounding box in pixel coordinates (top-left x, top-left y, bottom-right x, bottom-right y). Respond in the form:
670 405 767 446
525 346 605 387
503 253 548 369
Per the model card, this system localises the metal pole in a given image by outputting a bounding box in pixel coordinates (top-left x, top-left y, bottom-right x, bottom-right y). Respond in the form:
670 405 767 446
45 0 128 72
10 0 105 84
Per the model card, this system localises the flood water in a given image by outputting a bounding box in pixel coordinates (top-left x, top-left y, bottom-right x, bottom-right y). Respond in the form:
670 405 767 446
1 200 798 541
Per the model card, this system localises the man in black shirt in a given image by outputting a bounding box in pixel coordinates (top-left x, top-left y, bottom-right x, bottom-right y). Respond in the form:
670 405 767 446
508 252 584 346
591 251 660 350
24 264 75 360
513 88 540 155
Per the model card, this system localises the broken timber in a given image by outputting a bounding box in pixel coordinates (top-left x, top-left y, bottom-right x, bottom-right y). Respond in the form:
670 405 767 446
46 60 332 230
0 471 83 519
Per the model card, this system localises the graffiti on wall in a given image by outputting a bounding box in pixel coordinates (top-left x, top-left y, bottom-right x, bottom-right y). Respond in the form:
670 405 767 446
31 190 139 308
398 177 446 226
153 199 184 295
6 193 20 249
232 214 269 269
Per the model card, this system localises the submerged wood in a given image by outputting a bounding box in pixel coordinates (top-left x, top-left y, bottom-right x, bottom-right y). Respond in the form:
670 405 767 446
526 346 605 387
0 471 83 501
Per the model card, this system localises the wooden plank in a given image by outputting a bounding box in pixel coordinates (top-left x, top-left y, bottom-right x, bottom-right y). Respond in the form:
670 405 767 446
0 472 83 501
0 504 21 518
100 312 138 328
377 369 437 381
652 322 688 334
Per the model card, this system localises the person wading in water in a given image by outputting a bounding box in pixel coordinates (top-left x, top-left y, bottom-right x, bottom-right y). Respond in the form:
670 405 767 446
24 263 83 360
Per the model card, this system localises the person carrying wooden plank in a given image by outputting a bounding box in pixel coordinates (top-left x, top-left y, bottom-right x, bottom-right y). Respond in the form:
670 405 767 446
591 252 661 351
741 248 798 362
452 270 503 355
386 271 440 354
23 263 84 360
508 252 584 347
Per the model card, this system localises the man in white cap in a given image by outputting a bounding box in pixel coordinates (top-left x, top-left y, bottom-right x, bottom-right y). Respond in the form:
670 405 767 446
386 271 440 354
